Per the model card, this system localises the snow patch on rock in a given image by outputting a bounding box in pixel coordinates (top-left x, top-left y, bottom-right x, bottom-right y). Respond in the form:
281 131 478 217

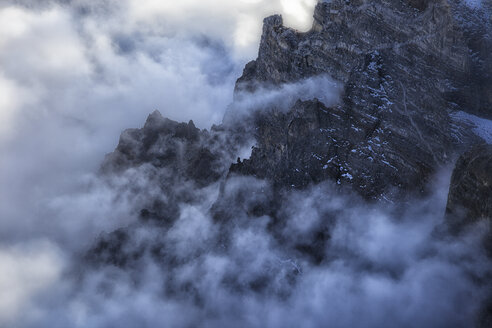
453 111 492 144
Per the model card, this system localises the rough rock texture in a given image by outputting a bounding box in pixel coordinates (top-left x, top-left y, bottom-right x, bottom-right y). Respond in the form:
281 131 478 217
231 0 490 200
99 110 240 223
451 0 492 119
446 144 492 229
102 0 491 203
230 98 412 200
446 145 492 328
445 144 492 328
237 0 491 118
102 110 231 187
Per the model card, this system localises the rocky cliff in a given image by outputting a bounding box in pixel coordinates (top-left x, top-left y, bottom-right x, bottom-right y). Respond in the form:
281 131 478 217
231 0 490 200
102 0 491 202
446 144 492 231
89 1 492 326
445 144 492 327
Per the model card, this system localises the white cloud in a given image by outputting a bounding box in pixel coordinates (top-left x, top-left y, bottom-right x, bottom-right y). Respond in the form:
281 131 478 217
0 7 90 81
0 241 63 325
0 75 26 138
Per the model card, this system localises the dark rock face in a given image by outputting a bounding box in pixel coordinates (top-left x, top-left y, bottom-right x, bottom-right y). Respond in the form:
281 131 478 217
446 144 492 328
237 0 491 119
445 144 492 328
101 110 232 187
232 0 490 200
451 0 492 119
230 98 414 200
446 144 492 230
99 110 243 224
101 0 491 203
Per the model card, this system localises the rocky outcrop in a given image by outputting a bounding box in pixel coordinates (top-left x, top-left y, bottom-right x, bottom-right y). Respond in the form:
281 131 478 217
230 97 420 200
450 0 492 119
231 0 490 200
101 1 491 204
446 144 492 230
100 110 242 223
237 0 491 116
98 0 492 207
102 110 232 187
237 0 470 89
445 144 492 328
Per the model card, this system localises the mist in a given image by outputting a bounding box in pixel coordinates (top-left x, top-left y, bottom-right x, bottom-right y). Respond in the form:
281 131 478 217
0 0 490 327
6 169 490 328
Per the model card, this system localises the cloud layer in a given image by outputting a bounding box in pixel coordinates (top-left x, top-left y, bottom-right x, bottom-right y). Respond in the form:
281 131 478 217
8 171 491 328
0 1 490 327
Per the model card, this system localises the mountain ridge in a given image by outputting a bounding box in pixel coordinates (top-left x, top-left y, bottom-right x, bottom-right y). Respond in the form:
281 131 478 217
91 1 492 325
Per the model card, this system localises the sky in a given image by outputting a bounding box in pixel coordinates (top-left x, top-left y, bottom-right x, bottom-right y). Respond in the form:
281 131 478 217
0 0 490 327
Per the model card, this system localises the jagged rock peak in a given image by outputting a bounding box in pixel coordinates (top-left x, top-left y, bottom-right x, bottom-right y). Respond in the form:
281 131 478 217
231 0 490 200
143 109 165 127
263 14 283 29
